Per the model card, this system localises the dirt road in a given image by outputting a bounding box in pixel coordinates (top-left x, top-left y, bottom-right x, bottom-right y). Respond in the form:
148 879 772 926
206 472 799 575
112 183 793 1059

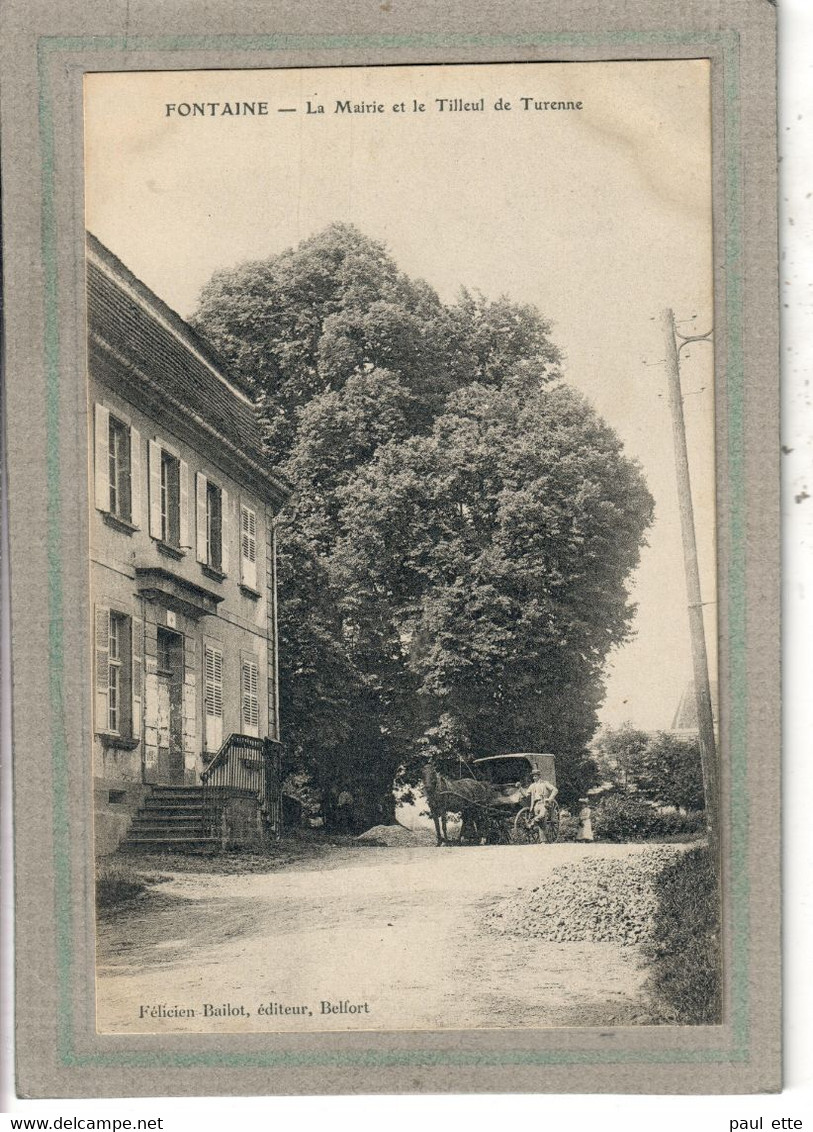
96 842 657 1033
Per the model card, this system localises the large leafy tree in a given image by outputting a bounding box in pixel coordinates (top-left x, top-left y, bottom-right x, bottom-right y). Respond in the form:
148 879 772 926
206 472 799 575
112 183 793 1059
192 224 653 814
332 380 653 805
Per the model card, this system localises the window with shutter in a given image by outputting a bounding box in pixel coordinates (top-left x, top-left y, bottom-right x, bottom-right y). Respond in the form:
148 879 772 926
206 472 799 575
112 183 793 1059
96 608 133 736
160 450 181 546
241 657 260 736
240 504 258 590
207 481 223 570
204 644 224 751
149 441 189 550
108 417 131 522
95 405 140 527
197 474 227 574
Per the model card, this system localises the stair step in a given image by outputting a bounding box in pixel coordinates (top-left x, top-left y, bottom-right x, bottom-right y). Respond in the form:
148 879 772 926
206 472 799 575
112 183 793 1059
145 793 205 801
127 833 210 842
130 815 207 825
120 837 221 854
121 783 230 854
143 801 206 812
127 824 208 833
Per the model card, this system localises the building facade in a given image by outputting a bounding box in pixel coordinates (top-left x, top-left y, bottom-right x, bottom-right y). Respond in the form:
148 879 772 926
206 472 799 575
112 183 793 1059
87 234 289 852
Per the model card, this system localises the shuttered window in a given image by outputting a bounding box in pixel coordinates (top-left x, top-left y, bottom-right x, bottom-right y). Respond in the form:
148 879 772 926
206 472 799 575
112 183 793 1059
94 404 141 527
160 450 181 545
95 607 138 738
240 504 258 590
204 644 224 751
241 657 260 736
196 474 229 573
148 440 189 549
108 612 123 732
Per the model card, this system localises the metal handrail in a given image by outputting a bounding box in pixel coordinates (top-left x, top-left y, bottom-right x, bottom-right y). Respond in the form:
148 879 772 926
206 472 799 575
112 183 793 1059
200 734 283 843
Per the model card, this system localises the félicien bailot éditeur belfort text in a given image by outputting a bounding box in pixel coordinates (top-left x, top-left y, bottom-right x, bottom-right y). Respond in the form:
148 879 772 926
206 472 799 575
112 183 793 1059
138 1000 372 1023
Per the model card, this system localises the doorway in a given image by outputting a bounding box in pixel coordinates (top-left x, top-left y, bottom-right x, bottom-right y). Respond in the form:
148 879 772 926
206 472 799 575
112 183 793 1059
156 627 184 784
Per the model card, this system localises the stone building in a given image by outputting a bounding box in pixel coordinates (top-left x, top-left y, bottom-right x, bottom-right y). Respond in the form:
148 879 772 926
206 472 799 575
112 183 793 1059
87 234 289 853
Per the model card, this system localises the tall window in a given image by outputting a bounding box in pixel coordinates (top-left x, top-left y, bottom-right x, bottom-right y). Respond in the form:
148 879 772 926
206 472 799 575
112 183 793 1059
101 610 132 735
240 504 258 589
204 644 224 751
160 450 181 546
95 606 142 740
148 440 189 550
206 481 223 570
95 404 140 526
241 657 260 736
196 473 227 573
108 417 131 522
108 612 123 732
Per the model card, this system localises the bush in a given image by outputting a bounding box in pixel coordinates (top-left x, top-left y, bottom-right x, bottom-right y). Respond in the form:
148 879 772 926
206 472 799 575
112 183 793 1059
592 795 705 842
556 811 580 841
645 845 721 1023
95 863 146 911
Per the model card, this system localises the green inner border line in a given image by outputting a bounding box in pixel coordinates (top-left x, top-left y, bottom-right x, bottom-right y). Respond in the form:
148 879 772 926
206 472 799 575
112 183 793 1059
37 30 747 1071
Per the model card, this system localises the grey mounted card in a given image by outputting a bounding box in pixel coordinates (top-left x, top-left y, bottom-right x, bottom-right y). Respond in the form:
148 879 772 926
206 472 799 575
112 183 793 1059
2 0 779 1098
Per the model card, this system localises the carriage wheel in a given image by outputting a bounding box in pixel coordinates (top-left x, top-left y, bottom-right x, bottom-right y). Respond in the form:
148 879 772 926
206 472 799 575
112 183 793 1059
512 807 542 844
489 816 511 844
542 800 561 843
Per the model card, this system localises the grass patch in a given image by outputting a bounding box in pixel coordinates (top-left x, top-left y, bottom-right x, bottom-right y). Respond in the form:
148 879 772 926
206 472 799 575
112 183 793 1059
95 863 146 911
644 845 721 1023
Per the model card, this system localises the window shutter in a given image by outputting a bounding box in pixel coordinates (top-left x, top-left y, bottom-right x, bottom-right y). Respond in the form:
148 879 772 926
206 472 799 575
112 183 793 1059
196 472 208 563
94 404 110 511
220 488 230 575
129 427 142 528
241 657 260 735
204 645 224 751
240 505 257 590
179 459 191 548
131 615 143 739
95 605 111 732
148 440 162 539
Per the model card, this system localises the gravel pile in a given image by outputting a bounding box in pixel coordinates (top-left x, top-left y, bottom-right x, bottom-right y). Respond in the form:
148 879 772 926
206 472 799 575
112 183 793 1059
485 846 684 946
356 824 436 847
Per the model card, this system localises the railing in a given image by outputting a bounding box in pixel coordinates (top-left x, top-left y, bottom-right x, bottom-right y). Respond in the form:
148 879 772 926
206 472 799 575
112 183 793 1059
201 733 283 843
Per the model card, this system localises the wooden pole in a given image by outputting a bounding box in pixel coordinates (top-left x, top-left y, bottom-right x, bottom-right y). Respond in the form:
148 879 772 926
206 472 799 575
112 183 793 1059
660 308 720 865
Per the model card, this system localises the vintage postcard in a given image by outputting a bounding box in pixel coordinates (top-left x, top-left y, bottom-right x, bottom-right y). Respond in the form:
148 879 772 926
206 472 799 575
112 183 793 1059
85 60 721 1037
4 0 780 1098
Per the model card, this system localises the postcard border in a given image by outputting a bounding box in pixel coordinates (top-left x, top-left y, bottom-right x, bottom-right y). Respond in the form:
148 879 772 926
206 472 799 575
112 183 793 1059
32 30 750 1073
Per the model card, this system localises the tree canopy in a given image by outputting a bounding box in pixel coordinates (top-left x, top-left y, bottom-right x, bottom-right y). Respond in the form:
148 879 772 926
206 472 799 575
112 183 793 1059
192 223 654 813
592 725 706 811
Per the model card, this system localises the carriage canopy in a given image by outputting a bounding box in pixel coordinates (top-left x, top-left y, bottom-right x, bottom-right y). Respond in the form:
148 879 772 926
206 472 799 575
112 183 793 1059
472 752 556 788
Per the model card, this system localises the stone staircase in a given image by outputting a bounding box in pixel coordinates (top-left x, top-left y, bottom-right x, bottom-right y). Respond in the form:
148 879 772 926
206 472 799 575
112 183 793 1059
120 785 220 853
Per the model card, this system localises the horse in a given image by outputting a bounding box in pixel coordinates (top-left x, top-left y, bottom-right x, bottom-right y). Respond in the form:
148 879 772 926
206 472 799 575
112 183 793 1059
421 759 494 846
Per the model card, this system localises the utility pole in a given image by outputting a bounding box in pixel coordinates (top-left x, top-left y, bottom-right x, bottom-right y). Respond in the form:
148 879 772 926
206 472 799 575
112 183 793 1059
660 308 719 865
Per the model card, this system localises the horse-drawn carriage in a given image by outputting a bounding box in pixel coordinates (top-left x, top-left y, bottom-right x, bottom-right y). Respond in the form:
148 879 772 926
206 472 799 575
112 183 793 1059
423 752 560 846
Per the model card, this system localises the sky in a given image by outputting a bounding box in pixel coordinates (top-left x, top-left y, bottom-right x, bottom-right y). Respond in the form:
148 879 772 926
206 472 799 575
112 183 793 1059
84 60 716 731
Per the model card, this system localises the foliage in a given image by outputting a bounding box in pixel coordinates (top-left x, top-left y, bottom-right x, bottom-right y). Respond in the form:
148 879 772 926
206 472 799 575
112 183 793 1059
591 724 651 791
642 732 706 811
192 225 654 815
591 795 705 842
333 380 652 808
96 864 146 911
592 725 706 811
645 846 721 1023
192 224 560 459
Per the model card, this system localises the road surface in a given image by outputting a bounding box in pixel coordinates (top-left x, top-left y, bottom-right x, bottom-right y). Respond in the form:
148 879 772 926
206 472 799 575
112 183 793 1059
96 841 656 1033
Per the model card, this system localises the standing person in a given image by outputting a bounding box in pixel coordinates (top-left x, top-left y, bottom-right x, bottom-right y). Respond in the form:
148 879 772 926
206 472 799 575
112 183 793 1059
337 787 354 833
576 797 594 842
525 771 558 829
